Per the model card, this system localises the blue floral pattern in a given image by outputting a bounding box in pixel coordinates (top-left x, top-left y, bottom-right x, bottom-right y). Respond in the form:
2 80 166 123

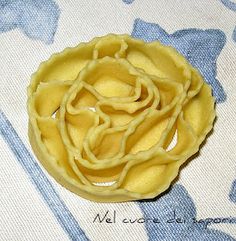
220 0 236 11
220 0 236 42
132 18 227 103
233 27 236 42
0 0 60 44
0 1 235 240
122 0 135 4
138 184 236 241
229 179 236 203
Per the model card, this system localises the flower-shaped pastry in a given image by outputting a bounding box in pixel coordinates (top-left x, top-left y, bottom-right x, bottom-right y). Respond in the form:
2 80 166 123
27 34 215 202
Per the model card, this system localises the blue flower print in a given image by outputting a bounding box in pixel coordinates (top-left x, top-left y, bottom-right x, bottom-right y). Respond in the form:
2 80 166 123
220 0 236 42
0 0 60 44
232 26 236 42
132 19 227 103
229 179 236 203
138 184 236 241
220 0 236 11
122 0 135 4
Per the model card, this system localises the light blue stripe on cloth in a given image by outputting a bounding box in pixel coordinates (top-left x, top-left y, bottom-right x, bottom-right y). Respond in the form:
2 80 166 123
220 0 236 11
0 110 89 241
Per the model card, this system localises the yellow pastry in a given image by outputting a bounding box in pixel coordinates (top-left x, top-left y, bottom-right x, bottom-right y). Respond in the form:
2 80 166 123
27 34 215 202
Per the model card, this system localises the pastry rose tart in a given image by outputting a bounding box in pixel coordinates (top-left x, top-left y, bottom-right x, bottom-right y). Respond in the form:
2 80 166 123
27 34 215 202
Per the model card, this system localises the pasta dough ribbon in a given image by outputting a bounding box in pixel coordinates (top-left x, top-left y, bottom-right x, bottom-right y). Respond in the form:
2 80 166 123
28 34 215 202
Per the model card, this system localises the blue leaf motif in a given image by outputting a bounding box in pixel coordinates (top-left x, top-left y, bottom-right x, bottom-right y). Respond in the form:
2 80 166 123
229 179 236 203
0 0 60 44
233 27 236 43
132 18 227 103
220 0 236 42
138 184 236 241
122 0 135 4
220 0 236 11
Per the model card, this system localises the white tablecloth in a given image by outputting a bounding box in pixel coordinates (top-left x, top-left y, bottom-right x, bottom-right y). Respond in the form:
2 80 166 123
0 0 236 240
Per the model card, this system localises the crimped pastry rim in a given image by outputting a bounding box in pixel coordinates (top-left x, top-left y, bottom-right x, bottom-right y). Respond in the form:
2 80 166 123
27 34 216 202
